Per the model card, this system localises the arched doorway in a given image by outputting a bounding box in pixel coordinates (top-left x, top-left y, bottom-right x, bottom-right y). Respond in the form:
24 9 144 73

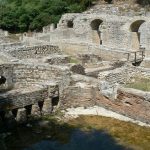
90 19 103 45
130 20 145 50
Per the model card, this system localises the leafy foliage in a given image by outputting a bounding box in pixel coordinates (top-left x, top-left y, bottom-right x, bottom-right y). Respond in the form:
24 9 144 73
0 0 94 33
137 0 150 6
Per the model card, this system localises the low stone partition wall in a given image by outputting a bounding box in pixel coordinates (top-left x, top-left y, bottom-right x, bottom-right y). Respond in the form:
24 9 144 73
60 75 99 108
0 42 23 51
58 42 131 61
141 58 150 68
78 53 102 65
12 62 71 88
60 84 98 108
0 85 48 110
8 45 62 59
98 65 150 84
61 81 150 123
42 55 70 65
97 88 150 124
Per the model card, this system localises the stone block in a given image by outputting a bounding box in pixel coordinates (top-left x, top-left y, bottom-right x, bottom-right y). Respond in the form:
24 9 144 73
16 108 27 123
99 81 118 100
42 98 52 115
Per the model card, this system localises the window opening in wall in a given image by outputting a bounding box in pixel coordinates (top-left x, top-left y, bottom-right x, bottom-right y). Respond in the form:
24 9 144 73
105 0 113 4
0 76 6 85
52 96 59 106
25 105 32 116
67 20 73 28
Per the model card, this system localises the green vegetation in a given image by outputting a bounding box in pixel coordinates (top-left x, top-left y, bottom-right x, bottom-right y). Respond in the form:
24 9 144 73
70 57 80 64
137 0 150 6
126 77 150 91
0 0 95 33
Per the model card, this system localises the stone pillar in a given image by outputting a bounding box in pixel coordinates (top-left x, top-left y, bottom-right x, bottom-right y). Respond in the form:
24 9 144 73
50 24 55 31
16 108 27 123
31 103 41 117
42 98 52 115
4 31 9 36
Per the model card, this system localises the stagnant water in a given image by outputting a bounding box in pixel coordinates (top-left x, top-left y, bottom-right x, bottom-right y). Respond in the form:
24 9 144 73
23 130 129 150
1 119 131 150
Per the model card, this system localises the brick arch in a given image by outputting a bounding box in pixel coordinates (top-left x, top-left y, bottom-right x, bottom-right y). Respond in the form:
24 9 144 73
90 19 103 31
130 20 145 32
130 20 146 51
90 19 103 45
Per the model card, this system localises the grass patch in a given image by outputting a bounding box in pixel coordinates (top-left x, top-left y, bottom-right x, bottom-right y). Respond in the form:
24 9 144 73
4 115 150 150
68 115 150 150
126 77 150 91
70 57 80 64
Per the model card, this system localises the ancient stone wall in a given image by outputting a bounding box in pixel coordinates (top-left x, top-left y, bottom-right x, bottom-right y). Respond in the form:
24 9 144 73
8 45 61 59
98 65 150 84
0 64 14 91
12 62 71 88
36 13 150 55
0 86 48 110
0 42 23 51
60 74 150 124
60 85 97 108
42 55 70 65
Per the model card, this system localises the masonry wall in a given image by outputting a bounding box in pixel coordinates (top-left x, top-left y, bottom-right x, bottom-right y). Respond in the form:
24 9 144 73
0 64 14 91
0 42 23 51
8 45 61 59
12 62 71 88
58 42 131 61
60 80 150 124
0 86 48 110
98 65 150 84
46 13 150 54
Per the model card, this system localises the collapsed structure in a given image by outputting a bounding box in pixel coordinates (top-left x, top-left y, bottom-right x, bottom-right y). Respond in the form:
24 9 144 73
0 1 150 125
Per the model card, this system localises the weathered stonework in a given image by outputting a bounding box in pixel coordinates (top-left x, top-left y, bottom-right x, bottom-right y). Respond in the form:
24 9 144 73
0 2 150 125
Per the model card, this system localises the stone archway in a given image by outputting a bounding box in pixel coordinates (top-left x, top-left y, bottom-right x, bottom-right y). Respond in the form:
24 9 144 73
130 20 145 50
90 19 103 45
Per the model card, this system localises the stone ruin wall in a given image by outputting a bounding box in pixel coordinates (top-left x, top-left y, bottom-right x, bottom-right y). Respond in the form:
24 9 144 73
7 45 61 59
0 9 150 124
30 13 150 60
0 29 8 37
0 62 71 114
0 64 13 91
0 42 23 51
12 62 71 88
98 65 150 84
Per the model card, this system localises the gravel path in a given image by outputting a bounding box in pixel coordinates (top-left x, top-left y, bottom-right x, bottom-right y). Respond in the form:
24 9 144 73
65 106 150 127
